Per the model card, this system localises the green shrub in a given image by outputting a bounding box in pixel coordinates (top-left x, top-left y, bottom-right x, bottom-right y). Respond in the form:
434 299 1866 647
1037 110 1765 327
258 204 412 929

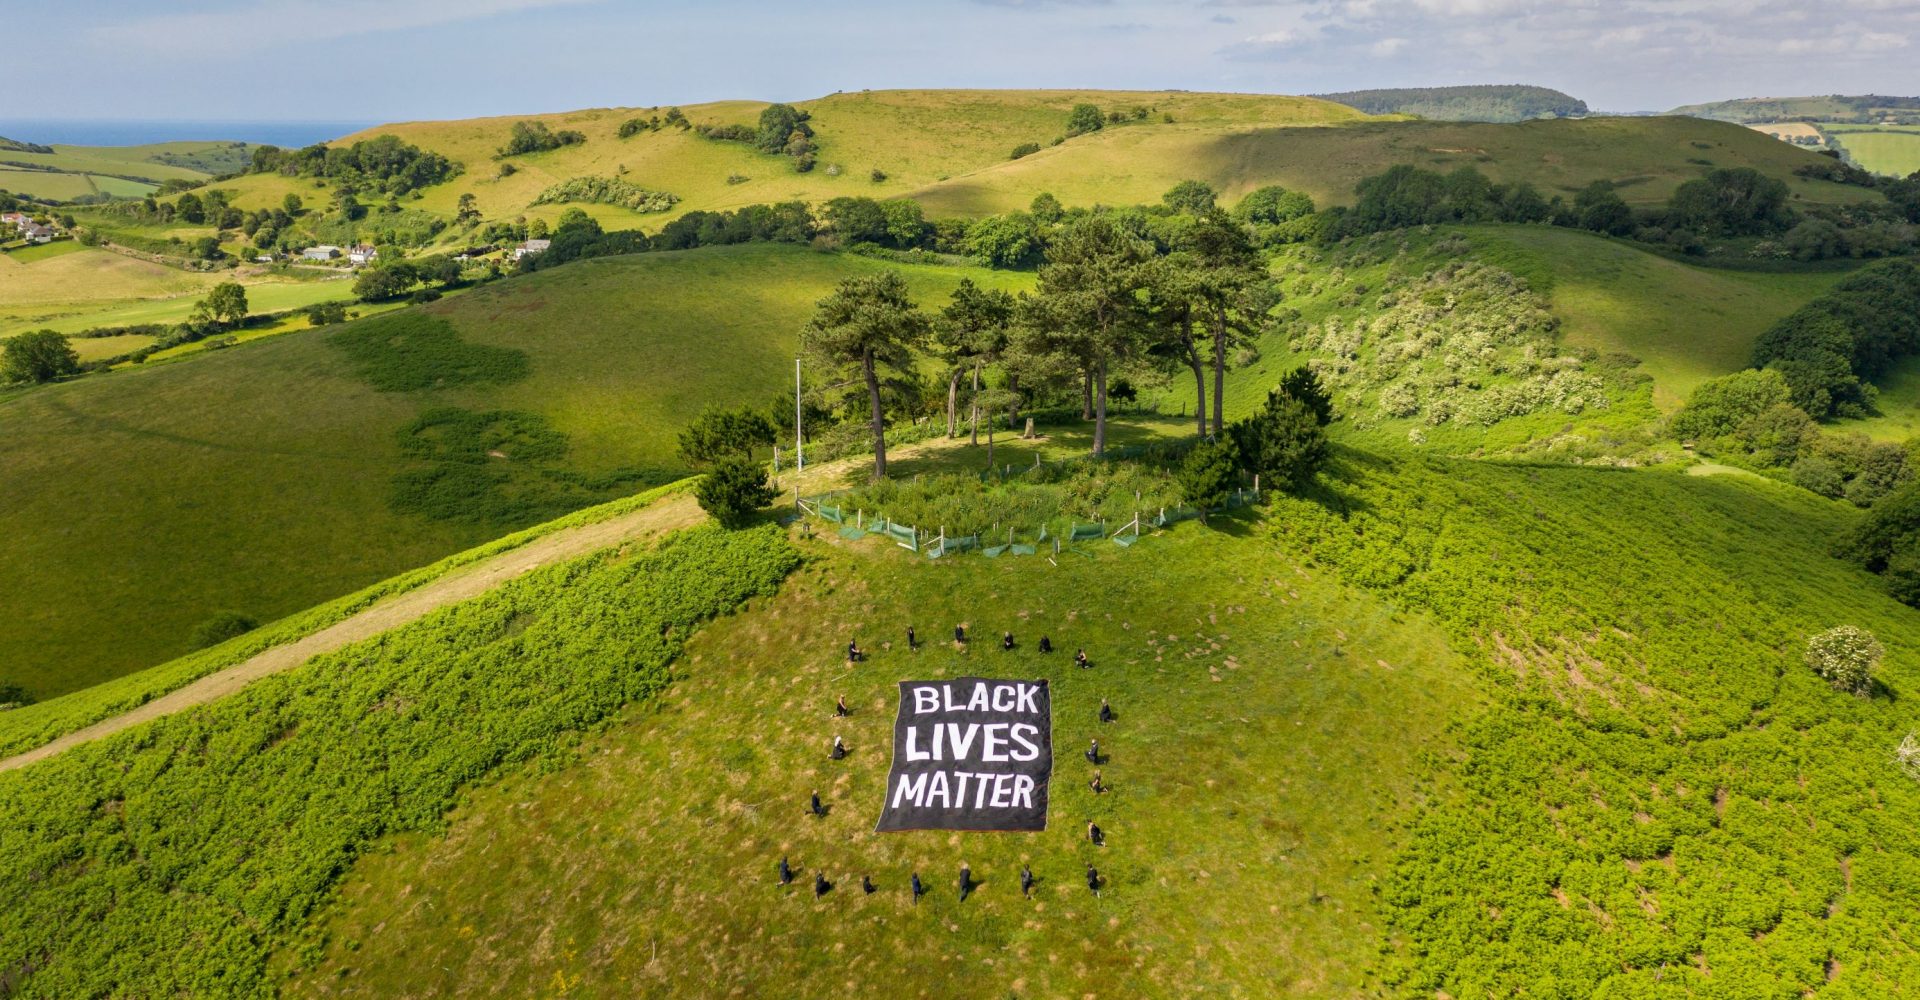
1804 624 1883 696
530 176 679 213
696 457 775 526
188 611 257 651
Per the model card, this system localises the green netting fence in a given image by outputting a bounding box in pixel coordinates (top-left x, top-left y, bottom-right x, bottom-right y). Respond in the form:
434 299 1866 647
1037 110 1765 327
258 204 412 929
795 485 1264 564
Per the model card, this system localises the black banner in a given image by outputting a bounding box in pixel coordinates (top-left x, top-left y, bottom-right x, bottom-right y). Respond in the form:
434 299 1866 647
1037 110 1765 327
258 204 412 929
875 677 1053 832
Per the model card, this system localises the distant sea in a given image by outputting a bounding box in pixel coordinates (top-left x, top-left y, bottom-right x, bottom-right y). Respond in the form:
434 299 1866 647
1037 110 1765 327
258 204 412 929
0 120 379 147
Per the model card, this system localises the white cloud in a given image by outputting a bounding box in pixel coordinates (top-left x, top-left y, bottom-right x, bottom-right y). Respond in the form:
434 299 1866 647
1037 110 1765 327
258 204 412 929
1370 36 1409 56
87 0 601 56
1246 28 1302 44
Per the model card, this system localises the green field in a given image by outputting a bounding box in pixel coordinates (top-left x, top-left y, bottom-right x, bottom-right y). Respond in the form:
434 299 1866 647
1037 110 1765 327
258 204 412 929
0 243 1027 696
1826 125 1920 178
0 244 358 338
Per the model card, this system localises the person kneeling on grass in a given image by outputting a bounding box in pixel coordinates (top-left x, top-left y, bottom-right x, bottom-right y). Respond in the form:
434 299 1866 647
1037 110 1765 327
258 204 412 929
907 625 917 650
809 790 825 817
862 874 876 895
958 863 973 902
1086 864 1101 897
1039 635 1053 654
779 856 793 886
954 625 967 645
815 872 830 898
911 872 925 904
847 639 863 663
830 735 847 760
1087 820 1103 847
1099 698 1114 724
834 694 850 717
1075 648 1091 669
1090 770 1105 794
1021 865 1035 898
1002 631 1015 651
1085 738 1100 764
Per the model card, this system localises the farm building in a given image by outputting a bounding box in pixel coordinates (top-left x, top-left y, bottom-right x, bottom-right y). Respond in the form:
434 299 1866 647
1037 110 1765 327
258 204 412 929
302 245 342 261
348 244 377 265
512 238 551 261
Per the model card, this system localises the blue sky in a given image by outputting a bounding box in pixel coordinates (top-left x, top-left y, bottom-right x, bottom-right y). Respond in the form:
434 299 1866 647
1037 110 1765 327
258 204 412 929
8 0 1918 121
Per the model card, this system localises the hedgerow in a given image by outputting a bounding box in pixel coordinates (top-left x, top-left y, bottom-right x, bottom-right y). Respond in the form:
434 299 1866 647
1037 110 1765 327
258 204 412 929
0 522 798 997
1268 450 1920 995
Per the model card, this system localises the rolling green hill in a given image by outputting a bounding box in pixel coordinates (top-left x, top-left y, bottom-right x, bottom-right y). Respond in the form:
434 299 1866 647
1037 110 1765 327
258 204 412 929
0 244 1025 697
1314 84 1589 122
1672 94 1920 124
911 114 1877 218
0 139 250 201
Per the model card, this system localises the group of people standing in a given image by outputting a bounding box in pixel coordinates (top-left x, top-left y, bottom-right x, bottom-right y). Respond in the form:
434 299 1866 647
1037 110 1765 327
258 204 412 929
784 623 1115 902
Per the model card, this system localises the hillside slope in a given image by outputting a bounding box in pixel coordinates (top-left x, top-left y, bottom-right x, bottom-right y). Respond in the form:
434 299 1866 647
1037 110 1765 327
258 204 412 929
0 244 1025 696
1314 84 1589 122
912 114 1877 218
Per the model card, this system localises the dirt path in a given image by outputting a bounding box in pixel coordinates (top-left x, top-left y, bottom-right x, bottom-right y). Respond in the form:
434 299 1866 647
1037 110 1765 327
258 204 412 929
0 493 704 774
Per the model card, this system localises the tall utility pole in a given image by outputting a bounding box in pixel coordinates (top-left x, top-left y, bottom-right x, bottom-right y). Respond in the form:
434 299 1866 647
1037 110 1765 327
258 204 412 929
795 358 805 472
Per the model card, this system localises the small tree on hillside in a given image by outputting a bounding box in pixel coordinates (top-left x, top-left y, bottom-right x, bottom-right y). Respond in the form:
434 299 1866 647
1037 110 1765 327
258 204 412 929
1 330 80 384
936 278 1016 440
1179 436 1242 523
1231 389 1329 490
190 611 258 650
0 683 33 709
679 406 776 466
801 272 931 480
1277 366 1333 426
204 281 249 326
697 456 776 526
1162 180 1217 215
1065 104 1105 137
1805 625 1884 697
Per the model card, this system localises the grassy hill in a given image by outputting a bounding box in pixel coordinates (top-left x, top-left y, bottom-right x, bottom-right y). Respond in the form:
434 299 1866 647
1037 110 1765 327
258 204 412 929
146 91 1872 248
1457 225 1848 407
911 114 1878 218
1313 84 1589 122
5 433 1912 996
198 90 1372 231
1672 94 1920 124
0 244 1025 697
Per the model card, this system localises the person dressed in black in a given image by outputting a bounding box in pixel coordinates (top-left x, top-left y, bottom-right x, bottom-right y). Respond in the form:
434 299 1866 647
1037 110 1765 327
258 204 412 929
911 872 924 904
814 872 831 898
779 856 793 885
1075 648 1091 669
830 735 846 760
1090 770 1106 794
1001 631 1015 651
809 790 826 817
958 863 973 902
1086 864 1101 896
834 694 850 717
1099 698 1114 724
846 639 863 663
954 624 967 645
1087 820 1104 847
862 874 877 895
1020 864 1035 899
906 626 917 650
1085 738 1100 764
1038 635 1053 654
